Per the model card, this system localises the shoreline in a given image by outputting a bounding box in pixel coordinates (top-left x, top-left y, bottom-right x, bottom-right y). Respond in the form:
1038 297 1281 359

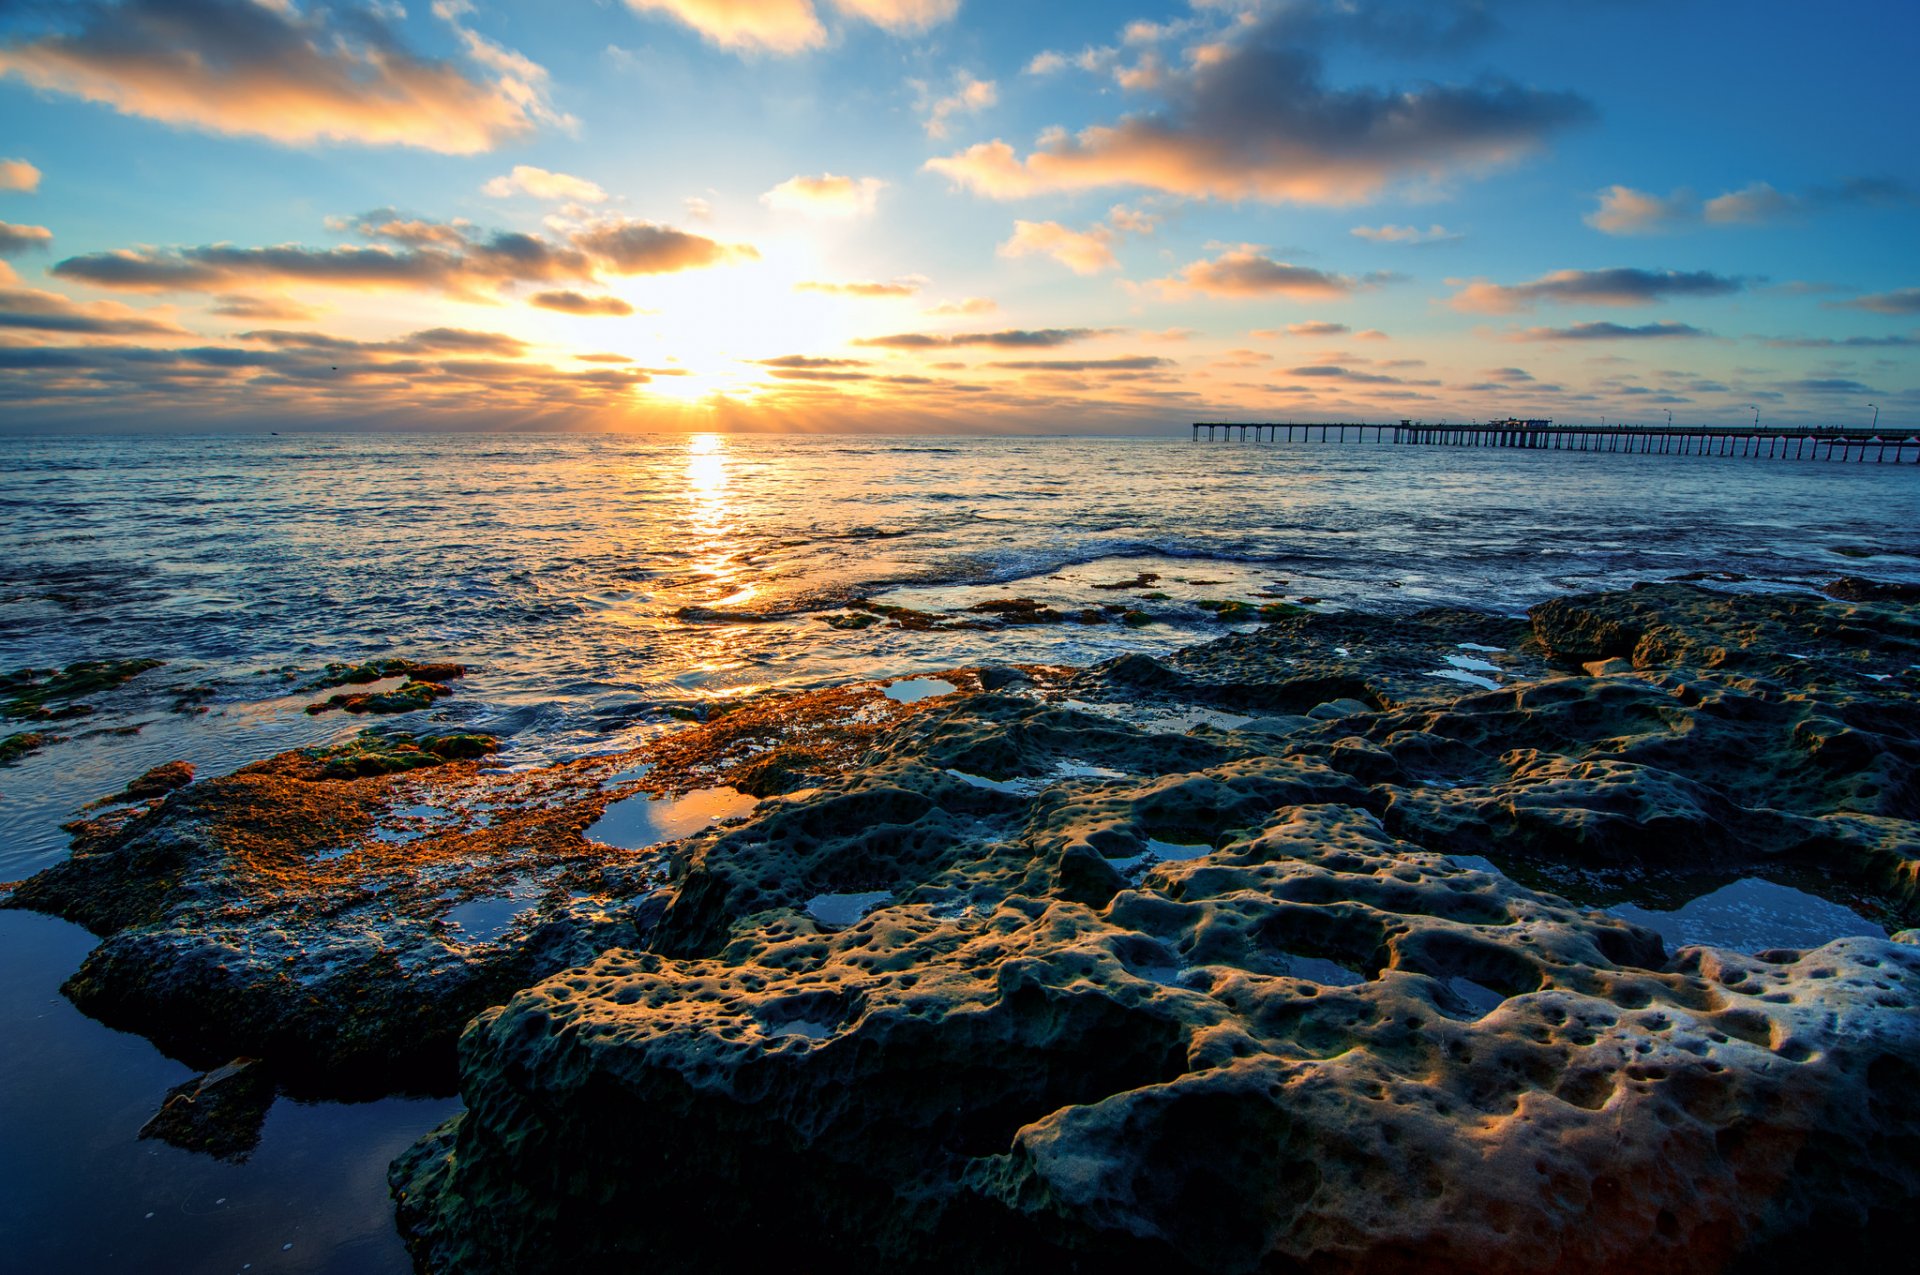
5 581 1918 1269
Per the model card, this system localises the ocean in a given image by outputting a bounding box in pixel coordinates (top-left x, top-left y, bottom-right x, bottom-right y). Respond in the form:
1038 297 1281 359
1 431 1916 1270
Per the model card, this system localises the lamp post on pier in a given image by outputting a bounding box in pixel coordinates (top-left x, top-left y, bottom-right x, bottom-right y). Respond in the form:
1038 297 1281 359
1746 404 1759 427
1869 403 1879 430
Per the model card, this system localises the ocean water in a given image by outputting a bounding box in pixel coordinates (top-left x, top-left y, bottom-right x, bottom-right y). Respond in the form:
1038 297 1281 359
1 431 1916 1271
6 431 1917 874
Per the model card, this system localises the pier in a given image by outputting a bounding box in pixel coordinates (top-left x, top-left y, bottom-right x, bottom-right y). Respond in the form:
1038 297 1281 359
1189 420 1920 463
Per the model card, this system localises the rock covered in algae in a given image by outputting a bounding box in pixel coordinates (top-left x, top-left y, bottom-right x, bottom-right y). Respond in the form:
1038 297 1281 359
391 585 1920 1274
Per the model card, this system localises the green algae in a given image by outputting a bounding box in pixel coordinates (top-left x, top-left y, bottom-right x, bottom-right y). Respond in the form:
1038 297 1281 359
305 730 499 779
1 659 164 721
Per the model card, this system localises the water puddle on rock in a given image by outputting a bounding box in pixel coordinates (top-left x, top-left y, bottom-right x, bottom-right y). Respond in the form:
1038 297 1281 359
373 803 452 844
445 879 544 945
587 786 759 849
883 678 956 703
1608 877 1886 953
1427 668 1502 692
1108 839 1213 879
805 891 893 927
1284 955 1366 986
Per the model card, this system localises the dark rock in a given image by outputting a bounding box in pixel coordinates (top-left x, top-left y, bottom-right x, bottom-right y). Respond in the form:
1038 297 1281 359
1 658 163 722
137 1057 275 1162
1826 576 1920 603
123 760 194 799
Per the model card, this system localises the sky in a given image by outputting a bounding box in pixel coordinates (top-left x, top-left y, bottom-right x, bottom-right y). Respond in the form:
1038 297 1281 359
0 0 1916 434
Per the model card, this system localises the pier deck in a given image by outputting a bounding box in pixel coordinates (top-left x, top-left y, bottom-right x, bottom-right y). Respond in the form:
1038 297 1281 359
1189 421 1919 462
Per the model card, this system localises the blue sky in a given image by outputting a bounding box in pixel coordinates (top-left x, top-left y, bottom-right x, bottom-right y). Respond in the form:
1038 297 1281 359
1 0 1915 432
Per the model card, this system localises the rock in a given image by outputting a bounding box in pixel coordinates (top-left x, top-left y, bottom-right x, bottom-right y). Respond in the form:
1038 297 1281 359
1582 658 1635 676
0 730 58 766
123 760 194 799
308 658 466 690
137 1057 276 1162
1826 576 1920 603
388 587 1920 1273
1306 697 1372 720
307 678 454 715
1 658 164 722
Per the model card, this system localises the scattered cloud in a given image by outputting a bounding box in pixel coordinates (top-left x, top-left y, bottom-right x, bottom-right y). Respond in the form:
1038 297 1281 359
921 75 997 140
620 0 959 55
484 166 608 203
1287 321 1349 337
1351 223 1461 244
855 328 1105 349
1762 332 1920 349
620 0 826 54
53 212 753 299
1587 178 1914 234
762 174 887 217
926 11 1589 203
989 356 1170 372
757 355 871 368
0 221 53 257
925 297 997 316
0 158 40 193
796 279 923 297
998 220 1118 275
1156 249 1365 299
529 291 636 316
1835 288 1920 316
831 1 963 35
206 295 320 322
0 282 186 336
0 0 566 153
684 196 714 223
1448 268 1743 312
571 217 758 274
1508 321 1711 340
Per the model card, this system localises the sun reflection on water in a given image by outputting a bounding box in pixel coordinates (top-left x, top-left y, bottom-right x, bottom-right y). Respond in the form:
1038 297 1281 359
684 433 753 608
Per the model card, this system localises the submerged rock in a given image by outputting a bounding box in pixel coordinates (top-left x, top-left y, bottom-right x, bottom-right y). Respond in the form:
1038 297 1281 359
137 1057 275 1162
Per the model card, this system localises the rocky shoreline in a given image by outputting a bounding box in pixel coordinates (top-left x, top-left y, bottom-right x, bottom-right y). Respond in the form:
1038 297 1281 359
5 584 1918 1270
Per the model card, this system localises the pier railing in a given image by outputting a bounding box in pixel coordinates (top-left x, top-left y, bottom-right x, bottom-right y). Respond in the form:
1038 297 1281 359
1189 422 1919 463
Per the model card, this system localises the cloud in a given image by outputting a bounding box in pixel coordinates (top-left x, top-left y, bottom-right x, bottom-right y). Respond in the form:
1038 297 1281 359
0 0 564 153
1448 268 1743 312
831 0 961 32
1836 288 1920 316
53 212 752 299
207 295 320 321
570 217 757 274
998 220 1118 275
925 296 996 316
620 0 957 54
796 279 922 297
989 356 1170 372
1286 321 1349 337
620 1 825 53
0 158 40 193
484 166 608 203
1781 377 1877 394
239 326 531 357
855 328 1103 349
530 291 636 316
0 221 53 257
1156 249 1362 299
1584 185 1696 235
1351 223 1461 244
1763 332 1920 349
925 12 1588 203
757 355 871 368
0 283 186 336
761 174 886 217
1509 321 1711 340
922 75 997 140
1026 51 1067 75
1587 178 1914 235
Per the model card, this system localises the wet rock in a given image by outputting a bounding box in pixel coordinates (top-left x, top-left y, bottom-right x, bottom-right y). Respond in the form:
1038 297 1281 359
1582 657 1635 676
123 760 194 799
388 586 1920 1273
1 658 164 722
0 730 58 765
307 679 455 715
1825 576 1920 603
308 658 467 690
137 1057 276 1162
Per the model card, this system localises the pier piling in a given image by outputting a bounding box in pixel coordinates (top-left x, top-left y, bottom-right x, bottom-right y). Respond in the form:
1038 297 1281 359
1188 421 1918 463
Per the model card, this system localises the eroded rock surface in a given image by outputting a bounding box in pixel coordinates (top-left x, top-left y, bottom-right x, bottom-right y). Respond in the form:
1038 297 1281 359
389 585 1920 1273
